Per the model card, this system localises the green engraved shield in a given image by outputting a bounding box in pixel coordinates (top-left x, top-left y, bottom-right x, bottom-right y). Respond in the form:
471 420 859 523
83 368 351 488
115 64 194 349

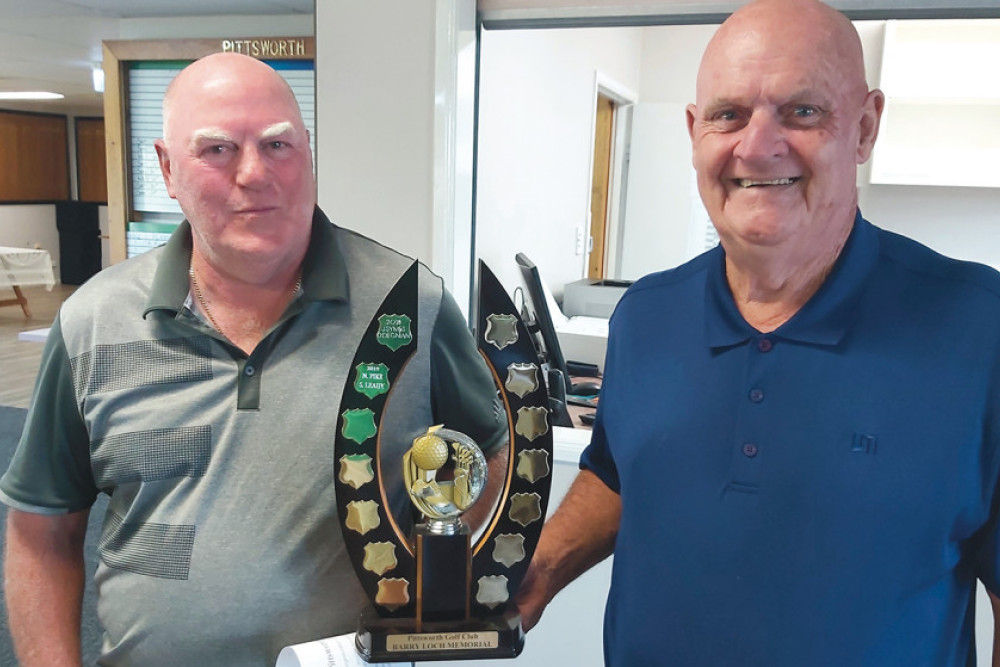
354 362 390 399
376 314 413 351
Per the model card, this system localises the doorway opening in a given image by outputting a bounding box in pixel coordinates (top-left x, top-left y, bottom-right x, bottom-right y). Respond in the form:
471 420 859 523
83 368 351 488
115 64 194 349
587 76 635 280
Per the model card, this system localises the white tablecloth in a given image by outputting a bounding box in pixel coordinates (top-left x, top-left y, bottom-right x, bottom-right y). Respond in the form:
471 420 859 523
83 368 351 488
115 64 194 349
0 246 56 290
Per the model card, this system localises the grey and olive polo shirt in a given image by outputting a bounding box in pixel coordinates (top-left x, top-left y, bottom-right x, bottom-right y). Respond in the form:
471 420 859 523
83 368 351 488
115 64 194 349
0 208 505 666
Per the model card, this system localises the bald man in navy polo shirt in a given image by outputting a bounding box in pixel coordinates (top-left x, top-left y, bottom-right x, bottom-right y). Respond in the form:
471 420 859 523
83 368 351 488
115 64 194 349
516 1 1000 665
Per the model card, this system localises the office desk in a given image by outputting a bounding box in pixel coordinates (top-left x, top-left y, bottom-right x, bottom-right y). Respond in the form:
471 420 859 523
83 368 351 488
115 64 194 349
0 246 56 317
555 316 609 372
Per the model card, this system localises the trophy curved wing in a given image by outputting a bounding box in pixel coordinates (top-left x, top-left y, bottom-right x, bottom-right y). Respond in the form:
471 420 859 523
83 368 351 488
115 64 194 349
334 262 420 619
471 260 554 616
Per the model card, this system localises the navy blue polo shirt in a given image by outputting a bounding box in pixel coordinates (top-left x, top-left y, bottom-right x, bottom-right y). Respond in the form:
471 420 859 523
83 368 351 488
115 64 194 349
581 213 1000 666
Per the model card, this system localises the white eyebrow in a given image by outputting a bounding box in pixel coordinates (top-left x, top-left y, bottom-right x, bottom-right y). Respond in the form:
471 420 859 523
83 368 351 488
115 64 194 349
260 122 295 140
191 128 235 144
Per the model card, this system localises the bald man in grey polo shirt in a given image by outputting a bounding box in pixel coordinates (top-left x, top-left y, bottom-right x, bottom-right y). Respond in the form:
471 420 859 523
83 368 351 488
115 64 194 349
1 53 505 667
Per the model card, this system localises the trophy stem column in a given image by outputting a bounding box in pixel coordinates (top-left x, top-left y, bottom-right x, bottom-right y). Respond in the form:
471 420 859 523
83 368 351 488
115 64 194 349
416 524 471 627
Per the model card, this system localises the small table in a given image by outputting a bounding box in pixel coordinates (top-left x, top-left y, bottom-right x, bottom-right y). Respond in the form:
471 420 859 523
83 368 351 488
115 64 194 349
0 246 56 318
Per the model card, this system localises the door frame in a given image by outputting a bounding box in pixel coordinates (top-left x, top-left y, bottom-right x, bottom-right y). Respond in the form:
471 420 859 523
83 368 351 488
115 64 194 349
584 71 637 279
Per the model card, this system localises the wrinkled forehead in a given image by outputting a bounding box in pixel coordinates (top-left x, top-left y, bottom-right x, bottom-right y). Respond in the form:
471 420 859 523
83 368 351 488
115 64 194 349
696 18 865 105
169 97 305 148
163 57 304 143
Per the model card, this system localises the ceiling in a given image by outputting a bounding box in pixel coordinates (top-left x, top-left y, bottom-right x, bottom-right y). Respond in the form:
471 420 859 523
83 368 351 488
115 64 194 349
0 0 313 115
4 0 995 116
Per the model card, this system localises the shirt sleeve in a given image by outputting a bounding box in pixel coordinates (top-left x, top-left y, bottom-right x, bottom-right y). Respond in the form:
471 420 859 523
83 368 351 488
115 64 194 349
971 388 1000 594
578 401 621 494
578 310 621 493
0 314 98 514
429 289 507 455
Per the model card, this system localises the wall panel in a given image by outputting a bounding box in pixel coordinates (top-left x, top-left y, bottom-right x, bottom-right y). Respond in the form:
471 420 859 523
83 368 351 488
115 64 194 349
0 110 69 202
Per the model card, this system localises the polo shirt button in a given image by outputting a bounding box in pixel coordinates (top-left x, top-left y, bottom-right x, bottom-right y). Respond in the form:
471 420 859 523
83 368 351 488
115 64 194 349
742 442 758 458
749 388 764 403
244 365 256 377
757 338 773 352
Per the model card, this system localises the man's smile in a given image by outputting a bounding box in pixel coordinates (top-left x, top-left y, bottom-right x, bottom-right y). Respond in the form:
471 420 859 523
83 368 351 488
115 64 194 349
734 177 801 188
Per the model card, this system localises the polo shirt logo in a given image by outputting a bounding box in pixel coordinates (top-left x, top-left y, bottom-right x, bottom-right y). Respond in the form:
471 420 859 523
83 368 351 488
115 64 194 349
851 432 877 455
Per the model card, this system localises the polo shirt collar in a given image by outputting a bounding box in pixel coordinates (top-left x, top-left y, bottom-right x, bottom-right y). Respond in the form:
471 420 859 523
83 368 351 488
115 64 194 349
143 220 193 317
705 210 878 349
143 206 350 318
300 207 350 303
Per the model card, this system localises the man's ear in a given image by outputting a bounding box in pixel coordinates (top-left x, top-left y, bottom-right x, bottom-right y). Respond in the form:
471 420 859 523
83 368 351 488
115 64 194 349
686 104 698 168
154 139 177 198
856 89 885 165
686 104 698 140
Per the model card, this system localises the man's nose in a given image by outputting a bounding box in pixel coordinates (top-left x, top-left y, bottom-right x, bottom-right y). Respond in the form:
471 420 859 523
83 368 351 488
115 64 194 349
235 145 269 187
734 110 788 162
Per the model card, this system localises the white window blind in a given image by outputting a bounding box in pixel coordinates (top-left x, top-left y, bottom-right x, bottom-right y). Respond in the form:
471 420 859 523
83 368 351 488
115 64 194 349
129 67 183 216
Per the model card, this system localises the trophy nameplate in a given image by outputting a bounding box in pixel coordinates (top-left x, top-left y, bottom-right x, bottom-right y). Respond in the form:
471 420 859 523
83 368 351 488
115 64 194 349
333 262 554 662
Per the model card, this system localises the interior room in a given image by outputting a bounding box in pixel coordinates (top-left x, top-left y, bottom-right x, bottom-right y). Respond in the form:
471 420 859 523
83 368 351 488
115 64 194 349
475 17 1000 316
1 1 999 665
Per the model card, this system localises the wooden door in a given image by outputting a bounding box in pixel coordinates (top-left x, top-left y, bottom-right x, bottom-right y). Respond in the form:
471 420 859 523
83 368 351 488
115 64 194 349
588 93 614 279
76 117 108 203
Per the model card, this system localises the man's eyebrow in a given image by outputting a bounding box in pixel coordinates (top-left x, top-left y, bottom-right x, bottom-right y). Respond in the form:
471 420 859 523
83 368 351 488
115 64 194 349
260 122 295 140
700 90 830 112
699 98 742 114
191 128 235 144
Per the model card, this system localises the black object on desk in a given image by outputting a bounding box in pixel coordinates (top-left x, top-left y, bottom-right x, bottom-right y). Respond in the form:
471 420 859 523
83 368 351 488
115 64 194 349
515 253 601 398
579 412 596 426
567 360 600 378
546 368 574 428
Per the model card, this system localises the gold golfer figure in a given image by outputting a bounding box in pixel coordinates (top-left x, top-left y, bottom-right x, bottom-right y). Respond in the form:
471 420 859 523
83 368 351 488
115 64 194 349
403 425 487 527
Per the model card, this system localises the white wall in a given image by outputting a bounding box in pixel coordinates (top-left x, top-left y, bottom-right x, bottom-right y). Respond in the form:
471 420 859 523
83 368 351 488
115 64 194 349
117 14 313 40
475 27 644 300
315 1 438 265
618 24 716 278
618 102 691 276
0 203 110 281
0 206 61 272
860 185 1000 270
315 1 478 312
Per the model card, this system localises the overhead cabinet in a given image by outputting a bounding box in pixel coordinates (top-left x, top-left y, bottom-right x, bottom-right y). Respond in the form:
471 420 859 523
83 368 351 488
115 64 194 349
870 19 1000 188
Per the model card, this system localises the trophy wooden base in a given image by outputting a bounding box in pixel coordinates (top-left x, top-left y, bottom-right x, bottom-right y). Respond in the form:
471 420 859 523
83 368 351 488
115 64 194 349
356 607 524 663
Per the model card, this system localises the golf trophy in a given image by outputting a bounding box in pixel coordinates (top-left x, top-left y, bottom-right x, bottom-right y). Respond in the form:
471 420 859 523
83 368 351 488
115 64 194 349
333 261 554 662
